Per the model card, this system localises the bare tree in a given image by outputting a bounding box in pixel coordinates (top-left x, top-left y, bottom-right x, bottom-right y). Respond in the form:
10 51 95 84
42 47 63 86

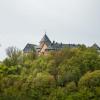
5 46 22 66
6 47 21 58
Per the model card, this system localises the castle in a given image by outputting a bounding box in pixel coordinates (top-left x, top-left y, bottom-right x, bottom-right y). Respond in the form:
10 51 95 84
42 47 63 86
23 34 100 55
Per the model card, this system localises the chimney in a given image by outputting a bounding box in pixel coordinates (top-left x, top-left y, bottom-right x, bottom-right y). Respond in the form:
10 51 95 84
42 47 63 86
53 41 55 44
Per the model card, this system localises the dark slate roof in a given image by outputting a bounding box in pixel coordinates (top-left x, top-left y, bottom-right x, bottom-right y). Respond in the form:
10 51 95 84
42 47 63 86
46 42 78 50
23 35 82 53
40 34 51 45
91 43 100 50
23 43 40 53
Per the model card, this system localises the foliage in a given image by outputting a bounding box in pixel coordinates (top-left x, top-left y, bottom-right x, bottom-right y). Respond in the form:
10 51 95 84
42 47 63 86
0 46 100 100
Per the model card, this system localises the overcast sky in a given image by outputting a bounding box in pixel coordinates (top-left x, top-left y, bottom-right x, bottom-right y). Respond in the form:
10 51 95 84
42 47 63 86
0 0 100 60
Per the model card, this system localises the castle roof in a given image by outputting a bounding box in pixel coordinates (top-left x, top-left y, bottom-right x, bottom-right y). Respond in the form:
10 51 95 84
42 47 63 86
40 34 51 44
91 43 100 50
46 42 78 50
23 43 40 53
23 34 100 54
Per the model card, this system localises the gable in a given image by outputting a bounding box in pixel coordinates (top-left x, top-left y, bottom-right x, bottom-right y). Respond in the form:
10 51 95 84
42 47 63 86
40 43 48 53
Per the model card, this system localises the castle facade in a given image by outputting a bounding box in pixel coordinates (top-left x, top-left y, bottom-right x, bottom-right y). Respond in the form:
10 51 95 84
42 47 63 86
23 34 100 55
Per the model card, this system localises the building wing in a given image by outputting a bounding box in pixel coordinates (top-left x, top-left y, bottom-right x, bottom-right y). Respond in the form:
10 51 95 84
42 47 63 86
23 43 40 53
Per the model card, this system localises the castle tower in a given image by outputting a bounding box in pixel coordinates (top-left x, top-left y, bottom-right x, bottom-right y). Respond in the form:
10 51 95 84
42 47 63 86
40 34 51 48
39 34 51 54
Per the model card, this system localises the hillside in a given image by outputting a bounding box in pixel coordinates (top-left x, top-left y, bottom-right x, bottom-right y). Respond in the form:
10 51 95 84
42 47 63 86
0 46 100 100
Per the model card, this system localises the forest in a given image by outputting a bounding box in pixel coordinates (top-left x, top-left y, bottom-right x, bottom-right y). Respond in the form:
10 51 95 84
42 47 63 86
0 45 100 100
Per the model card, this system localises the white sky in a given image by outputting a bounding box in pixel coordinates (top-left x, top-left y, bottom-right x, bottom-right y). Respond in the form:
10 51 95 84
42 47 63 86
0 0 100 60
